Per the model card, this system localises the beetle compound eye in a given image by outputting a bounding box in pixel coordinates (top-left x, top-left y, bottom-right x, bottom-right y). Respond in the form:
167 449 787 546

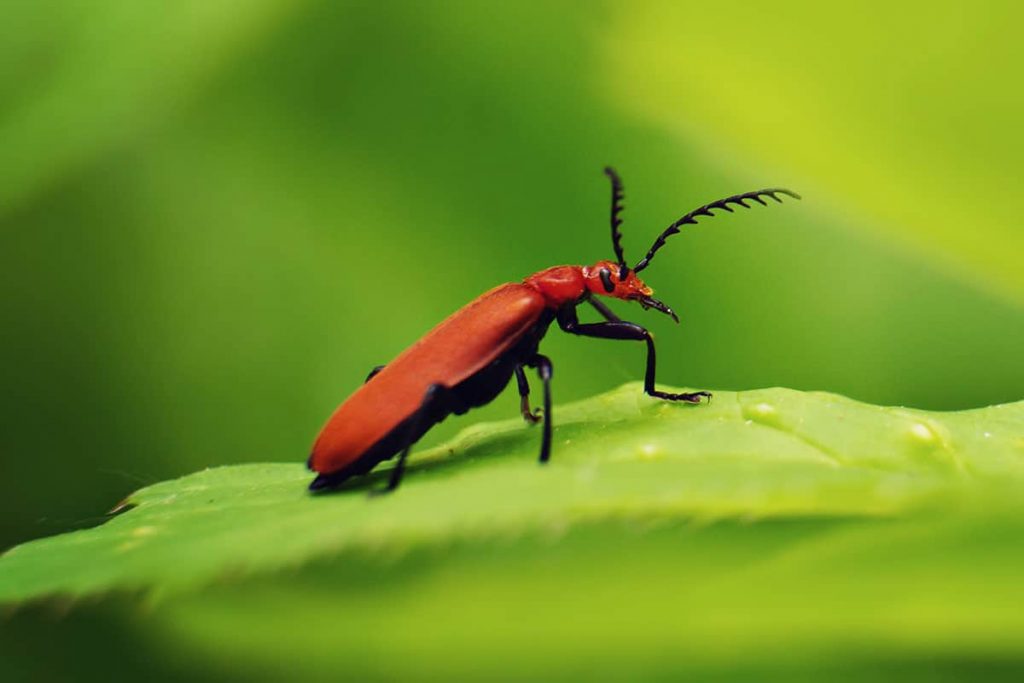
599 268 615 293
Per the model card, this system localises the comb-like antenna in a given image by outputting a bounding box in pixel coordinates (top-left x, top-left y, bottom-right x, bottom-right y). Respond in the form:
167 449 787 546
632 188 800 273
604 167 627 275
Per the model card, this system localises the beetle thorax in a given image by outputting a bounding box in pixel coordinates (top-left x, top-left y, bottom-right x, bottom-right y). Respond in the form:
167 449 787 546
523 266 587 308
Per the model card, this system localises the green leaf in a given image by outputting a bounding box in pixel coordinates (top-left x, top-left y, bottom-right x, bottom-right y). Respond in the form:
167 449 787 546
2 383 1021 605
152 510 1024 681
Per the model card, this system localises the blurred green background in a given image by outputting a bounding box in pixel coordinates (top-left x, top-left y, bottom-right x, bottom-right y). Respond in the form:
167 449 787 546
1 0 1023 678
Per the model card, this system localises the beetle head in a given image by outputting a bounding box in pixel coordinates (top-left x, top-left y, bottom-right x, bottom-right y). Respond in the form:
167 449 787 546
582 260 679 323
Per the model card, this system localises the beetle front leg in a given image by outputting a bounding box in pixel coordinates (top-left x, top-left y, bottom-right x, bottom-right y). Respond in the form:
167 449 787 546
514 365 542 424
557 306 710 404
587 296 623 323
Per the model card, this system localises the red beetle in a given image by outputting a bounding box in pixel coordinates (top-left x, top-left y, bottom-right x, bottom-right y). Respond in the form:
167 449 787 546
309 168 799 492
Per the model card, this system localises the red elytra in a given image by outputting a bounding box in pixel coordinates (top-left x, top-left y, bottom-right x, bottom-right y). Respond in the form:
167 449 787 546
308 169 799 493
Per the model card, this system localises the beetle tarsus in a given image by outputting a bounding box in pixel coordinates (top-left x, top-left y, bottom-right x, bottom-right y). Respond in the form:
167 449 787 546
520 396 543 424
649 389 712 403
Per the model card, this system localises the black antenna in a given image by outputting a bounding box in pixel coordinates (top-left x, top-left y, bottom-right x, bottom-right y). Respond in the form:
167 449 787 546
604 167 628 275
632 188 800 273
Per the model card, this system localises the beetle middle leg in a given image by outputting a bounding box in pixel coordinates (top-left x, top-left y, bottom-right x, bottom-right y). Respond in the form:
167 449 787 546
514 365 542 424
558 306 711 404
526 354 553 463
364 365 385 383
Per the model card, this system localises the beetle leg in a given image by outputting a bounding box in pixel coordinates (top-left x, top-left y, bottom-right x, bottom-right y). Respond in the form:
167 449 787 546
557 306 711 404
515 365 542 424
587 296 623 323
364 365 386 383
373 383 453 495
526 355 554 463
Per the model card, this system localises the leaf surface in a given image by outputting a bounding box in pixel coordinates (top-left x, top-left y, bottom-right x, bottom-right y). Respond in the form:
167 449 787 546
2 383 1021 604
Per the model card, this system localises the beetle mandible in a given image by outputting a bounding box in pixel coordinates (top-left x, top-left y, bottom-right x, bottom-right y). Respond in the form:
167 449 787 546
308 168 799 493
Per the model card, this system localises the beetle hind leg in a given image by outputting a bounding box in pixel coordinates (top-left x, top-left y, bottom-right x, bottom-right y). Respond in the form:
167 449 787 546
371 383 456 495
